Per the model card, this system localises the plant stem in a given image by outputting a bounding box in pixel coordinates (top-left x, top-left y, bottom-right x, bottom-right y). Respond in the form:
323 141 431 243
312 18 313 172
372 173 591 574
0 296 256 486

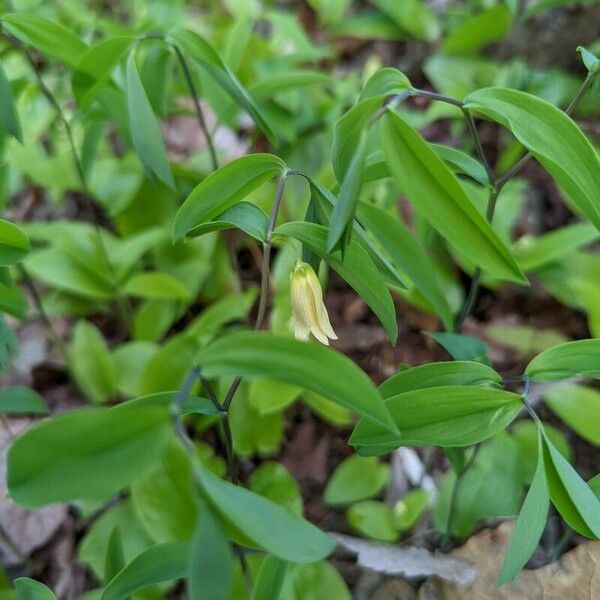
17 265 69 362
222 172 289 412
171 43 219 172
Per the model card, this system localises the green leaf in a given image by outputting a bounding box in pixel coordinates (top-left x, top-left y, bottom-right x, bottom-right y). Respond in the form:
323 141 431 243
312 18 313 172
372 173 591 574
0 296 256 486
196 462 335 563
251 556 288 600
441 5 512 56
248 378 301 416
379 360 500 398
112 341 158 397
464 87 600 235
131 443 198 543
69 320 117 404
168 28 275 143
122 272 191 301
429 144 490 186
393 489 429 531
427 332 490 364
14 578 56 600
0 278 27 319
577 46 599 73
173 154 286 241
0 385 48 414
250 70 330 100
104 529 127 583
498 432 549 585
2 13 87 67
433 433 522 538
369 0 439 40
327 131 367 252
525 339 600 381
78 499 153 583
7 404 171 508
73 37 134 108
188 505 233 600
514 223 599 272
185 202 269 242
249 462 303 516
544 384 600 445
280 561 350 600
125 51 174 189
543 434 600 538
351 386 521 455
307 179 406 289
357 202 453 330
325 456 389 506
0 219 29 266
347 501 398 542
186 287 258 339
275 221 398 344
197 331 396 433
0 63 22 141
101 542 188 600
381 111 525 284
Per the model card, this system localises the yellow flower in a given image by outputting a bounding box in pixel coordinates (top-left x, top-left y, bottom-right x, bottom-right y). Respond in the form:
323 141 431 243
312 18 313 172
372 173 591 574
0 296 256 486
290 262 337 345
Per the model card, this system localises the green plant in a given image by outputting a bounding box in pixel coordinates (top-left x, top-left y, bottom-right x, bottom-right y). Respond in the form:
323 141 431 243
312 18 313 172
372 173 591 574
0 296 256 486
1 1 600 598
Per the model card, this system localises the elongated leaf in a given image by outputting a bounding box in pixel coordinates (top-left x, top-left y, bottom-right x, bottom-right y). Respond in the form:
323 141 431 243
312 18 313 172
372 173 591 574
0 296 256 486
0 219 29 266
328 130 367 252
543 433 600 538
105 528 127 583
101 542 188 600
357 202 453 329
498 431 549 585
526 339 600 381
370 0 439 40
188 504 233 600
251 71 330 99
307 179 405 289
251 556 288 600
7 404 171 508
275 221 397 343
429 144 489 186
186 202 269 241
2 13 87 67
73 36 133 108
464 87 600 233
196 462 335 563
332 68 411 182
122 272 191 301
514 223 599 272
380 110 525 284
14 578 56 600
168 28 275 142
197 331 397 432
441 5 512 56
379 361 500 398
0 385 48 414
544 384 600 445
173 154 286 241
0 63 22 141
351 386 521 455
125 52 174 189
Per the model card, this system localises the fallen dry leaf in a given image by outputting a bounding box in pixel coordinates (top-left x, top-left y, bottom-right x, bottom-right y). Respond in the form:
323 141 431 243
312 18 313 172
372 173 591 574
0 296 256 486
418 522 600 599
333 533 477 585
